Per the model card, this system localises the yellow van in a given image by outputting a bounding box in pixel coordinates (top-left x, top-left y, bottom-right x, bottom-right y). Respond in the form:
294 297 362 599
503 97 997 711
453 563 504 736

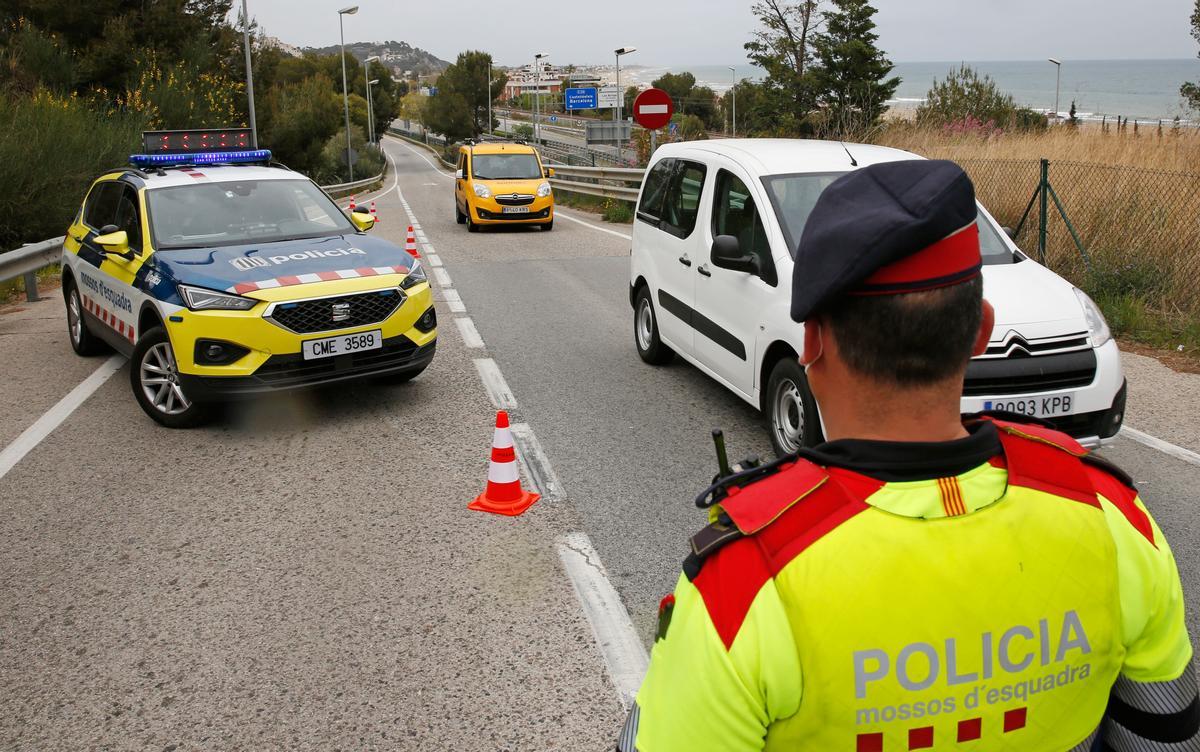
454 141 555 232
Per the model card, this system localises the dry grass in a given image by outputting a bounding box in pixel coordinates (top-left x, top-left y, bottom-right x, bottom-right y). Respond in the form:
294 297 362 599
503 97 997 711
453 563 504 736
866 123 1200 356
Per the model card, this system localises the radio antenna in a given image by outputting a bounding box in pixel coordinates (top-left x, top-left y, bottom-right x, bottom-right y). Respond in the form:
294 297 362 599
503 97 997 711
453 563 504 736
840 141 859 167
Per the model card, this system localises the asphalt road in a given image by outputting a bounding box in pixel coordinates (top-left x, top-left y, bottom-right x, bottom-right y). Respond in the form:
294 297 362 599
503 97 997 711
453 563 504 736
1 136 1197 749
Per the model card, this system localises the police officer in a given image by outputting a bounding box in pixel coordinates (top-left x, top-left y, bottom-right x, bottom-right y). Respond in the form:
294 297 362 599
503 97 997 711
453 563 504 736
618 160 1198 751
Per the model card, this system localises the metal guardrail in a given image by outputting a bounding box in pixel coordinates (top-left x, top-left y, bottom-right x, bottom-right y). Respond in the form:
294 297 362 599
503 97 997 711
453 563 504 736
549 165 646 203
1 171 385 303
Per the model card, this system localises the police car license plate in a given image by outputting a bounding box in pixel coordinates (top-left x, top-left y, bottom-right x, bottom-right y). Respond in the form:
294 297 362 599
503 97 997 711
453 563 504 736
302 329 382 360
984 394 1075 418
501 206 530 214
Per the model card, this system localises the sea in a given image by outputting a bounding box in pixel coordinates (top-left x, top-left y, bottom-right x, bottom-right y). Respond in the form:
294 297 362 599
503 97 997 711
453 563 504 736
624 59 1199 123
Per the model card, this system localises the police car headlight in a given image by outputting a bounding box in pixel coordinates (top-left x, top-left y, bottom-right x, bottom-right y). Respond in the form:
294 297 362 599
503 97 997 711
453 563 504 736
178 284 257 312
1073 287 1112 348
473 183 491 199
399 258 427 290
537 182 552 198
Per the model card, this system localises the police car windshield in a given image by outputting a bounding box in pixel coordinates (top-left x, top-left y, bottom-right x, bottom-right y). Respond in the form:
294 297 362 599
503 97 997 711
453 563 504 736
471 154 542 180
147 179 355 250
761 173 1016 264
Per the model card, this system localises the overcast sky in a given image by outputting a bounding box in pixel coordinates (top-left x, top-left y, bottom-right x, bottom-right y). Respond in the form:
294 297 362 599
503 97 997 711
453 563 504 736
242 0 1198 67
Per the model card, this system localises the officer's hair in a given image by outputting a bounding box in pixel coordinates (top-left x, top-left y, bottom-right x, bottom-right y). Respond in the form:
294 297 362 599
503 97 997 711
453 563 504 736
824 276 984 386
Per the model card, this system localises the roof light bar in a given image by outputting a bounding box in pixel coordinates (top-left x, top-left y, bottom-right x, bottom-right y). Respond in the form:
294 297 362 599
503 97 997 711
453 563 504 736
129 149 272 168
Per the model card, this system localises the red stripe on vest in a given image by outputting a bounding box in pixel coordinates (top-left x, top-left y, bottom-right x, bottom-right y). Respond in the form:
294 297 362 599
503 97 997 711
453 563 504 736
860 224 980 289
990 420 1099 509
693 469 877 650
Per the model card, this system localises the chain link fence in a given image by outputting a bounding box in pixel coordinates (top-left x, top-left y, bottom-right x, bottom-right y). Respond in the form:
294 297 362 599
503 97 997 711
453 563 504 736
958 158 1200 348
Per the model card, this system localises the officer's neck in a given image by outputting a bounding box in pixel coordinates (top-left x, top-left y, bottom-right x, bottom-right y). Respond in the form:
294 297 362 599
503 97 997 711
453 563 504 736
814 370 969 444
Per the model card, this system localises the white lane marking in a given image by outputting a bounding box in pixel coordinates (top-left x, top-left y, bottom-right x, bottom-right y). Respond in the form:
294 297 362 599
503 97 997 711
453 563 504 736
555 210 633 241
442 288 466 313
389 137 455 178
432 267 453 288
511 422 565 501
0 355 124 481
473 358 518 410
557 532 649 709
454 316 485 349
426 254 443 268
1121 426 1200 468
424 244 437 256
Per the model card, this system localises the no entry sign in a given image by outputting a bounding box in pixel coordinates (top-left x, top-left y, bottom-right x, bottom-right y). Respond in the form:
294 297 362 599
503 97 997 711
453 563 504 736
633 88 674 131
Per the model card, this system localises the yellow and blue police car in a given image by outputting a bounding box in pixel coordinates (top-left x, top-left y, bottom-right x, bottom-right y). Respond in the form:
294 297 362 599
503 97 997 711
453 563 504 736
62 128 435 428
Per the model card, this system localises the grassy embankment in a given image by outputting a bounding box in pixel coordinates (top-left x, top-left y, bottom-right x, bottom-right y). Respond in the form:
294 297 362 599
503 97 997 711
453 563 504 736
874 124 1200 359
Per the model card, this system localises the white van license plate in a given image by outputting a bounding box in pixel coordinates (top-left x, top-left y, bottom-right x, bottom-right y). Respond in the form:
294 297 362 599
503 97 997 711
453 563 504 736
984 394 1075 418
302 330 382 360
502 206 530 214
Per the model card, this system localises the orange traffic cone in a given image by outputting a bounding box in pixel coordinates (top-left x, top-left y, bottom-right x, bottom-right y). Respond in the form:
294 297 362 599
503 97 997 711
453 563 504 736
348 195 357 212
469 411 540 516
370 200 380 223
405 225 420 258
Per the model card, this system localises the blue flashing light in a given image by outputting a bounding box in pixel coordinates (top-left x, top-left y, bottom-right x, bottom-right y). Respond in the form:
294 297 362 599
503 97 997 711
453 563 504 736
129 149 272 168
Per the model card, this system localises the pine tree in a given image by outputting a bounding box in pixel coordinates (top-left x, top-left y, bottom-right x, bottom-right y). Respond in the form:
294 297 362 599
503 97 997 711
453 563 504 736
812 0 900 137
1183 0 1200 109
744 0 824 134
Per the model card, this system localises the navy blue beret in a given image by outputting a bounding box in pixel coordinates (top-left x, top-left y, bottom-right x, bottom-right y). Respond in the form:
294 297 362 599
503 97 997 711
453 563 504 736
790 159 981 323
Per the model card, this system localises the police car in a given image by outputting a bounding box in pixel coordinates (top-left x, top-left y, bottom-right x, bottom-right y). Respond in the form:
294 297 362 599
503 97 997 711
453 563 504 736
630 140 1126 456
62 128 435 428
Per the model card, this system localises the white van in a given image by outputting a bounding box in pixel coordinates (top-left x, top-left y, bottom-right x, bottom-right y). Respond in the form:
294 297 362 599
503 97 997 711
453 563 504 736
629 139 1126 456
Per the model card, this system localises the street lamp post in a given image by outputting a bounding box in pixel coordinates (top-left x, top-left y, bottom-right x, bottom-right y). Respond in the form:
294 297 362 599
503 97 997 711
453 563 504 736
487 55 493 139
364 55 379 145
338 5 359 181
614 46 636 165
534 52 548 142
729 66 736 138
367 79 379 144
240 0 258 148
1049 58 1062 123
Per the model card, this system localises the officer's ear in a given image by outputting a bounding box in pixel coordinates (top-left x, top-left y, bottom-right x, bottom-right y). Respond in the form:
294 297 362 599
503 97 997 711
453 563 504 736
972 299 996 357
801 317 825 368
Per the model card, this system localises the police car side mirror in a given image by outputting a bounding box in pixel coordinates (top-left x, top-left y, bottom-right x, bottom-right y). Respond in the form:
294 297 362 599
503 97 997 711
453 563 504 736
349 210 375 232
94 229 132 259
711 234 758 275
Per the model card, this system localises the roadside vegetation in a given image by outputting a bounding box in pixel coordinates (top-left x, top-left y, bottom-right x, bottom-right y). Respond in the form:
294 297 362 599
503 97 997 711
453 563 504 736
0 4 405 252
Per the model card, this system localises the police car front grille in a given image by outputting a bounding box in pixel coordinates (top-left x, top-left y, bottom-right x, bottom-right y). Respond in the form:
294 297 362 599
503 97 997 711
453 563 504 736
963 349 1097 396
267 290 404 334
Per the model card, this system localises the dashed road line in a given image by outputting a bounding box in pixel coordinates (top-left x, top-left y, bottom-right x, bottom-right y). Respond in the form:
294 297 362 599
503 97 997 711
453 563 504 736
1121 426 1200 468
557 532 649 709
0 355 124 481
441 288 466 313
473 358 518 411
426 254 443 268
454 316 485 349
432 267 453 288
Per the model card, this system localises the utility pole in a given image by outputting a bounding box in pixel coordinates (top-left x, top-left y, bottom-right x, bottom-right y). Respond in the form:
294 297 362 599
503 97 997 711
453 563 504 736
728 66 736 137
1049 58 1062 123
614 46 636 165
364 55 379 144
488 56 493 138
534 52 548 141
241 0 257 148
338 5 359 180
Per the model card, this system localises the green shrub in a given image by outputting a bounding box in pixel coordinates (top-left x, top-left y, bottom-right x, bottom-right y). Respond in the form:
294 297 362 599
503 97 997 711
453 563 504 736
0 90 148 249
601 198 634 223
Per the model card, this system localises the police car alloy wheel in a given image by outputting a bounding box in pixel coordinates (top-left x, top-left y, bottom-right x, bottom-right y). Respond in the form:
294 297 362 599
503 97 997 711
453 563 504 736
65 280 107 356
766 358 822 456
130 327 211 428
634 286 674 365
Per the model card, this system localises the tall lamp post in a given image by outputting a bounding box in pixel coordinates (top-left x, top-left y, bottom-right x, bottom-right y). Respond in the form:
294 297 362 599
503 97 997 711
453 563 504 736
338 5 359 180
614 46 636 165
240 0 258 148
487 55 493 139
364 55 379 144
367 79 379 143
534 52 548 142
1049 58 1062 123
728 66 737 137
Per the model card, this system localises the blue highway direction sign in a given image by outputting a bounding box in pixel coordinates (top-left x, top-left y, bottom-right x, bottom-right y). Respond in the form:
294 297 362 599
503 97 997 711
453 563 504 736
565 88 599 111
